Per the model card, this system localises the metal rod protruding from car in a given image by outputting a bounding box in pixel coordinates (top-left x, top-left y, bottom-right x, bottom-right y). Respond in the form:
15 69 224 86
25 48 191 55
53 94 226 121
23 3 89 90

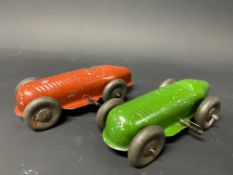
87 97 101 106
179 119 204 135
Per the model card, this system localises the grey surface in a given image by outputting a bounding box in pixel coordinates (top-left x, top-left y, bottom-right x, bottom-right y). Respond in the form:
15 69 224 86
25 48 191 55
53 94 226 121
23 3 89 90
0 0 233 174
0 58 233 175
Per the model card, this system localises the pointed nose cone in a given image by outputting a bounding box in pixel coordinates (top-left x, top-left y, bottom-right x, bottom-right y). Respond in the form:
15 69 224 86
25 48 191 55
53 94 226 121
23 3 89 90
196 80 210 97
194 79 209 93
181 79 210 97
198 80 209 89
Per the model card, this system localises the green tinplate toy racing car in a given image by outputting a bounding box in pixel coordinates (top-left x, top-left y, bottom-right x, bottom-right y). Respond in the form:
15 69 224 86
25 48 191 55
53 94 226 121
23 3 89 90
96 79 221 167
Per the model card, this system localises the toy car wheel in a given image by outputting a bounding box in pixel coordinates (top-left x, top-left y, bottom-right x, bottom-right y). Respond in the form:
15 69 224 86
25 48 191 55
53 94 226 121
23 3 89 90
195 96 221 130
128 125 165 168
15 77 37 92
159 78 175 88
23 97 62 131
103 79 127 102
96 98 124 131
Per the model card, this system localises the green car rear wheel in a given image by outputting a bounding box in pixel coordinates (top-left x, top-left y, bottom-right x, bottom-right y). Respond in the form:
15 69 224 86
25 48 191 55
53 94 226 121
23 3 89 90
195 96 221 130
97 98 125 131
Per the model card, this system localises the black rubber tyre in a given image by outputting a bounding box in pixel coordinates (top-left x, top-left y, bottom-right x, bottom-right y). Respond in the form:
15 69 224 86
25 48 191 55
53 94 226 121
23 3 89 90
23 97 62 131
159 78 175 88
128 125 165 168
96 98 124 131
102 79 127 102
195 96 221 130
15 77 37 92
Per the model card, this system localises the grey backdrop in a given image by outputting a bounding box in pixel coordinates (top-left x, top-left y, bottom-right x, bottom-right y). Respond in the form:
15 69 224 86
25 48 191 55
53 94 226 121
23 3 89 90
0 0 232 175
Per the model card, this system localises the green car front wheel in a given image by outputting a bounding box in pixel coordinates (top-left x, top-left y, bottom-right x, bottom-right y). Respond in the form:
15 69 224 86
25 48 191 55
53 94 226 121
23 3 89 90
128 125 165 168
96 98 125 131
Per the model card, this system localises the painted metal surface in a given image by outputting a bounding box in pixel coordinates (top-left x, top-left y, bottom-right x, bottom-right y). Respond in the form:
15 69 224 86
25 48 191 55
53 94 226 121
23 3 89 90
15 65 132 117
102 79 209 151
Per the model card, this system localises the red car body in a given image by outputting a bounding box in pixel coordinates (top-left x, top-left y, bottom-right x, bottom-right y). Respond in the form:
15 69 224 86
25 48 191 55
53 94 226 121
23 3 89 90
15 65 132 118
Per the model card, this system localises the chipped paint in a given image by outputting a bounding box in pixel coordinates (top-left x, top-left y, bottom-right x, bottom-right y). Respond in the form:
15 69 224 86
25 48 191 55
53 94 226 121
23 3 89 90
67 93 76 98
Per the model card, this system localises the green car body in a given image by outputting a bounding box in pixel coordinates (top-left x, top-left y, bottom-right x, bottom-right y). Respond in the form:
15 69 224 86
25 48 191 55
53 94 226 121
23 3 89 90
102 79 210 151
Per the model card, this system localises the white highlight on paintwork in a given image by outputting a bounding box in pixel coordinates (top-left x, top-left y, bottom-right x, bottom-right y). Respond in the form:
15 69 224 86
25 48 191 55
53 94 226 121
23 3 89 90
35 87 42 93
42 85 50 90
47 83 54 89
38 86 46 91
19 92 23 100
102 76 114 80
19 92 24 106
24 91 32 96
118 116 126 128
67 93 76 98
58 80 64 85
41 80 48 84
51 82 58 87
55 81 62 87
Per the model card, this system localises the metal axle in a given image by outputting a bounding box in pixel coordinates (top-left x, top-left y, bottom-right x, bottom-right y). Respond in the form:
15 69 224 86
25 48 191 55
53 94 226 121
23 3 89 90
179 119 204 135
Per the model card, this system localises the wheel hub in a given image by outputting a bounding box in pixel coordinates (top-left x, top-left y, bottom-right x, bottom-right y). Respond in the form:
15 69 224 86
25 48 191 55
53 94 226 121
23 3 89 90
207 108 219 122
36 109 52 122
112 89 122 98
143 141 158 157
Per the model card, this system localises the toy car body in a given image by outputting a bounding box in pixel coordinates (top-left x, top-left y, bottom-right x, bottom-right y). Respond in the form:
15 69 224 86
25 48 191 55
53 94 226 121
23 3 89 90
97 79 221 167
15 65 132 130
